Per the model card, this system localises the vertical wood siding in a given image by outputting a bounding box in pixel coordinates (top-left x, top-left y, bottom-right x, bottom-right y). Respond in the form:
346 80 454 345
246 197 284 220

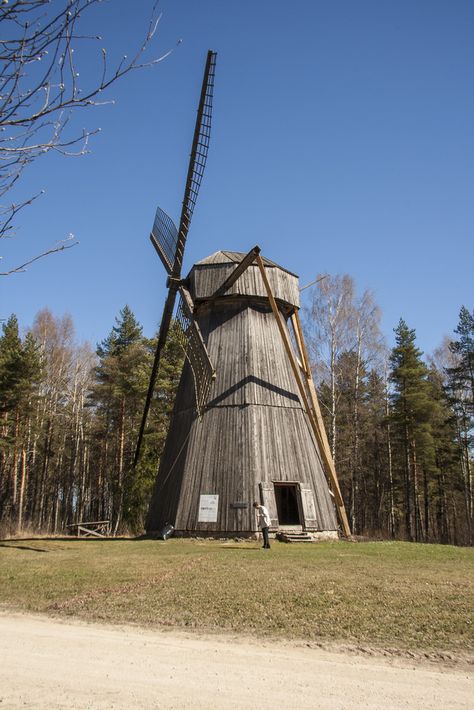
146 257 338 536
189 254 300 309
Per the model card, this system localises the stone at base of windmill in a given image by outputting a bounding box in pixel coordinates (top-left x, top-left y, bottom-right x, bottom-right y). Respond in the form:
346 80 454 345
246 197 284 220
276 530 339 543
167 530 261 541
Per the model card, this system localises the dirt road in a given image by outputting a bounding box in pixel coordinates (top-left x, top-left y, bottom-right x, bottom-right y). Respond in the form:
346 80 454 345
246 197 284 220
0 613 472 709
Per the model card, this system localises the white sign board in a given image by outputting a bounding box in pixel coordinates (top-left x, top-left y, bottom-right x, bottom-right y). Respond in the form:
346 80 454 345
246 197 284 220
198 494 219 523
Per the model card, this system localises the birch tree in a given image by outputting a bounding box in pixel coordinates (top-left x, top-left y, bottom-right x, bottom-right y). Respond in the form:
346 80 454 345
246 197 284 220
304 274 355 461
303 275 384 532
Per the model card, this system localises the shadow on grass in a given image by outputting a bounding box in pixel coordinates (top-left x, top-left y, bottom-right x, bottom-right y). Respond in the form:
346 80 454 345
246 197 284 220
0 537 142 544
219 544 262 551
0 543 49 553
1 537 268 552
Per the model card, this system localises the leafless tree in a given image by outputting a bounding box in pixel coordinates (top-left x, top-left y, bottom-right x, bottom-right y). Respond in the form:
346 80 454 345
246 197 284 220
0 0 170 275
304 274 355 459
303 274 387 532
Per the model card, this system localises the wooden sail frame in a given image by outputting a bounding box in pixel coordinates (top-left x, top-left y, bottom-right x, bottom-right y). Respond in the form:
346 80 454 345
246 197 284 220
134 50 217 469
176 285 216 417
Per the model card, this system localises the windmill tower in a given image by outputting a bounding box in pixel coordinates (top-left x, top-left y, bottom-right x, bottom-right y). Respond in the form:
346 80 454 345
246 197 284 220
135 51 351 539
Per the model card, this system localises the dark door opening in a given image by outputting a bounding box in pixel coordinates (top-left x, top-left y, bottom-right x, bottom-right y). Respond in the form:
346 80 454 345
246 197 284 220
274 484 301 525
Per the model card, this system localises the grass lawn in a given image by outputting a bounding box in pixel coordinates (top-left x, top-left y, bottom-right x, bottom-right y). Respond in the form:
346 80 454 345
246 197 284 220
0 537 472 655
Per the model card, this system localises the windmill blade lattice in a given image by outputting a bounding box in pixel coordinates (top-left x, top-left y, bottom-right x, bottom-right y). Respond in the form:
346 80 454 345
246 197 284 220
176 288 216 417
174 50 217 272
134 50 217 469
150 206 178 275
149 51 216 278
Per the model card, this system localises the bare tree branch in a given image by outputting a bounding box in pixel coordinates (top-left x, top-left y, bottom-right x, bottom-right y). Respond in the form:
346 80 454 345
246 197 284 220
0 0 174 273
0 234 79 275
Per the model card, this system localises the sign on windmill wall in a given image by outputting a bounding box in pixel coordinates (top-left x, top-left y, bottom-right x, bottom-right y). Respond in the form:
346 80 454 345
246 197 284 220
198 494 219 522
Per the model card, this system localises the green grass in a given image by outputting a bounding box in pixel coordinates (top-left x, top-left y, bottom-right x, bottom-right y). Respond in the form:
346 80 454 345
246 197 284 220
1 538 472 655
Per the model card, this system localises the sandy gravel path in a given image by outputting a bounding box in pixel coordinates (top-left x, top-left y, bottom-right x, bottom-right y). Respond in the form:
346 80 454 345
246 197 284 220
0 613 472 709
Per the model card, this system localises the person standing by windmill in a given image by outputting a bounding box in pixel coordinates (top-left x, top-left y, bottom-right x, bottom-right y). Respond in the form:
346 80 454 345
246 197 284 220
253 502 271 549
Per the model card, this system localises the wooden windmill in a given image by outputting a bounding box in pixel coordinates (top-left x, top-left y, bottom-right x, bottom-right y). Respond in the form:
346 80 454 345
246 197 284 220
136 51 351 539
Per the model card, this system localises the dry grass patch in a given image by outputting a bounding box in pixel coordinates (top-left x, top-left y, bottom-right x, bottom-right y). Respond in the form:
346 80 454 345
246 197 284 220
0 538 472 654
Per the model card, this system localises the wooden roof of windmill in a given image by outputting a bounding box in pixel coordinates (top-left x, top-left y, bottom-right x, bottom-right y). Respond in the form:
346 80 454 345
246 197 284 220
194 250 298 276
189 251 300 308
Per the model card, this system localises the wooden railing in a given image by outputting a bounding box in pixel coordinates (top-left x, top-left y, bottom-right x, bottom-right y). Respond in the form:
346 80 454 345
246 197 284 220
67 521 111 538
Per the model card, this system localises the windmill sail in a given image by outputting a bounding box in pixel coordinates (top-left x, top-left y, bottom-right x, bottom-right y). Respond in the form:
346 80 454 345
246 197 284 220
174 50 217 272
133 50 217 468
150 206 179 275
176 287 216 417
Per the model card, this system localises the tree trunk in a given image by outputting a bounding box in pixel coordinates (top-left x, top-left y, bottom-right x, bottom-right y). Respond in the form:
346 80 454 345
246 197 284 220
330 334 337 462
412 440 421 542
113 397 126 535
10 410 20 515
403 423 412 541
423 462 429 542
386 419 396 538
17 446 27 532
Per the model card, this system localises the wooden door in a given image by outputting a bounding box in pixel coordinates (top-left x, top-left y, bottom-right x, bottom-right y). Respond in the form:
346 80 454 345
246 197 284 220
299 487 319 530
259 482 279 529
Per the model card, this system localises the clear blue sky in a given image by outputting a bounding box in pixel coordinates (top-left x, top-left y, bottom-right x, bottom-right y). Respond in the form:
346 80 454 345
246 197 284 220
1 0 473 357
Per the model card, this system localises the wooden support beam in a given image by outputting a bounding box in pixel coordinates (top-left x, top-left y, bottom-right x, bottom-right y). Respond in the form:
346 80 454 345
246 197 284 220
178 282 217 386
290 311 351 537
255 254 351 538
77 526 105 538
208 246 261 302
178 283 198 315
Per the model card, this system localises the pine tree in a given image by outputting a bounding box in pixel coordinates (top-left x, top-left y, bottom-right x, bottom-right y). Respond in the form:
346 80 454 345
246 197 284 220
362 369 392 536
0 316 23 520
449 306 474 409
126 322 184 532
0 316 42 527
447 306 474 542
91 307 144 531
389 319 435 541
0 315 24 413
426 365 462 544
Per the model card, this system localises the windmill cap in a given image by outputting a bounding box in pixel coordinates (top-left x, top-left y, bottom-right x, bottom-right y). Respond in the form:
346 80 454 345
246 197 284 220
193 250 298 278
188 250 300 309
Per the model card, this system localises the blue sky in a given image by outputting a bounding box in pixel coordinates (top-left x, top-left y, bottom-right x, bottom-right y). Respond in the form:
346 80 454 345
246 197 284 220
1 0 473 357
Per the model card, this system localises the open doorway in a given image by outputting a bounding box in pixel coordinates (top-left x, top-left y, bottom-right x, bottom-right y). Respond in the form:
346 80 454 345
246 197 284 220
274 483 301 526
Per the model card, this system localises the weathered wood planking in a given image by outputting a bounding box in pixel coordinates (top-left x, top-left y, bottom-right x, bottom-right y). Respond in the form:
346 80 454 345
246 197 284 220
189 252 300 309
146 253 338 536
67 521 111 538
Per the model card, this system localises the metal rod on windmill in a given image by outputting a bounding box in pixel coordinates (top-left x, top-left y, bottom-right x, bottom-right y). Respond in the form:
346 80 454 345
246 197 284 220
133 50 217 469
299 274 328 292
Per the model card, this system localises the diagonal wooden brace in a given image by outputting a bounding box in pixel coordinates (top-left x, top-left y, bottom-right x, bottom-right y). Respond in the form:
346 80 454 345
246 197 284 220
255 254 351 538
208 245 261 302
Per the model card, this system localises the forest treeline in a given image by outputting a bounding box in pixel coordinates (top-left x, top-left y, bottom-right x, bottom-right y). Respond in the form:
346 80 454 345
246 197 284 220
1 282 472 545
